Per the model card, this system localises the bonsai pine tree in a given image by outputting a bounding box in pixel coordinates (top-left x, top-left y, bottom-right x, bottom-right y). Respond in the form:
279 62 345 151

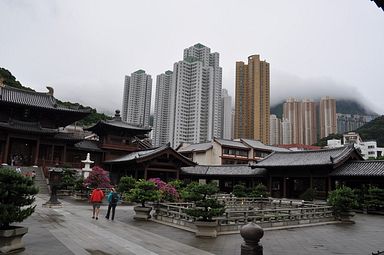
184 182 225 222
233 183 248 197
0 167 39 229
328 185 358 217
128 179 160 207
83 166 112 189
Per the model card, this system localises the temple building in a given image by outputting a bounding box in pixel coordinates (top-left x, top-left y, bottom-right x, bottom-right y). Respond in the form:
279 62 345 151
0 84 91 167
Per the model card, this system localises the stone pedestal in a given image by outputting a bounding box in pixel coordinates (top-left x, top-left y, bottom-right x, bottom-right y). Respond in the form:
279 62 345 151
0 226 28 254
195 221 218 238
133 206 152 220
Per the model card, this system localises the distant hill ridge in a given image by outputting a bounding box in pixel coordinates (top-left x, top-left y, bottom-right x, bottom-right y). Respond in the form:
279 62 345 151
356 115 384 147
270 99 376 119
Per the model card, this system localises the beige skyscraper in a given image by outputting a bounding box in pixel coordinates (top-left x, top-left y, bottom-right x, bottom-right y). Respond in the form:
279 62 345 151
320 96 337 138
302 99 317 145
283 97 303 144
234 54 270 144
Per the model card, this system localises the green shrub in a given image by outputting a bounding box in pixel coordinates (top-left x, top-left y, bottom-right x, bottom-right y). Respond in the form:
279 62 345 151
250 183 269 198
117 176 136 193
233 184 248 197
0 167 39 229
365 186 384 210
328 186 358 216
127 179 160 207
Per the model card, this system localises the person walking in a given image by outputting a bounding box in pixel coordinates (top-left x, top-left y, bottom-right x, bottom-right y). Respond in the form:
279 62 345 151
90 187 104 220
105 188 119 221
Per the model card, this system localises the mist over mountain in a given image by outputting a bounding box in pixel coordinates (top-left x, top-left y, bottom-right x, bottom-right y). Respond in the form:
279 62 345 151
270 99 377 119
270 71 378 114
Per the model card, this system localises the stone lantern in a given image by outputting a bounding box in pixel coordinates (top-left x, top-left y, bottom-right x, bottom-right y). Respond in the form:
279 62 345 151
81 153 94 178
43 168 63 208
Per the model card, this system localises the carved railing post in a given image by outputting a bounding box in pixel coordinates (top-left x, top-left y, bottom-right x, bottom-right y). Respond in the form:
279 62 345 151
240 222 264 255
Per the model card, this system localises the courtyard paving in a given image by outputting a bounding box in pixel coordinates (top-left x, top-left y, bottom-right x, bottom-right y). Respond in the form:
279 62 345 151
17 195 383 255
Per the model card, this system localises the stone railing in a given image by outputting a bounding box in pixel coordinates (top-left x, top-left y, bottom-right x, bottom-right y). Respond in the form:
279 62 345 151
153 200 335 235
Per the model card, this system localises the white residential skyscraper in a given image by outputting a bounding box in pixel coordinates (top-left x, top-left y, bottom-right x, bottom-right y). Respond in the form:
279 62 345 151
169 43 222 147
122 70 152 127
269 114 281 145
153 70 173 147
221 89 232 139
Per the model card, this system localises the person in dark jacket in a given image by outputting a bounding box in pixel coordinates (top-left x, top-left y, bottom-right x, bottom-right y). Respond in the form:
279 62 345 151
105 188 119 220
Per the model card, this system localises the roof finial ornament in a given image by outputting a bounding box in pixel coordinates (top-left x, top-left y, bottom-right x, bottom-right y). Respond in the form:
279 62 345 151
46 86 54 96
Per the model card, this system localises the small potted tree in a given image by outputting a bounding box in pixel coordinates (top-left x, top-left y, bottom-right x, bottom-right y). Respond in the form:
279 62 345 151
0 167 39 253
328 185 358 223
183 182 225 237
128 179 160 220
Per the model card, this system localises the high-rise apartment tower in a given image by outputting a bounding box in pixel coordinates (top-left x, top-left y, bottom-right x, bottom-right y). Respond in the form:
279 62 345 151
122 70 152 127
221 89 232 139
169 43 222 147
153 70 173 146
234 54 270 144
320 96 337 138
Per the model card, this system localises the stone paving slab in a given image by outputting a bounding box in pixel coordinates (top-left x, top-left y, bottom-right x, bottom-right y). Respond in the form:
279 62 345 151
17 195 384 255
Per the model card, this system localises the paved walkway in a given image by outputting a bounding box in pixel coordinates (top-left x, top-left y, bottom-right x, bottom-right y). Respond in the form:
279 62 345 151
18 195 384 255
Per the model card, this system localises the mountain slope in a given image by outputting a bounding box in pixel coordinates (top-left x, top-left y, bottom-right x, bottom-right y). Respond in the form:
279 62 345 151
356 116 384 147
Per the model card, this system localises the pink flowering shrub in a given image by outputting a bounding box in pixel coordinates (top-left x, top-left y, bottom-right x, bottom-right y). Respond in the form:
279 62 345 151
83 166 112 189
148 178 180 202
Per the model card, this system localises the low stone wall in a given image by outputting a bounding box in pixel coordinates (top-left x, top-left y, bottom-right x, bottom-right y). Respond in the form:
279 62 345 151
153 200 335 235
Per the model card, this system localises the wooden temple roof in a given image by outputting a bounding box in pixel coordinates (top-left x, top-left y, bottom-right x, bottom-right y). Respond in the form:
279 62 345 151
181 164 267 177
0 119 58 134
252 145 363 168
104 143 195 166
0 85 90 114
86 110 151 137
330 160 384 177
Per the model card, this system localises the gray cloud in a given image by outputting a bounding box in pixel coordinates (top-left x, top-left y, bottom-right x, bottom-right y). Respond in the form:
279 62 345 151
1 0 383 116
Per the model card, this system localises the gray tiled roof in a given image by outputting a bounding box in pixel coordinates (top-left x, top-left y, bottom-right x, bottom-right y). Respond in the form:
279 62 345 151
177 142 212 153
330 160 384 176
253 145 358 167
86 118 151 132
0 119 58 134
74 140 103 152
104 144 194 164
240 138 290 152
214 138 250 149
181 164 267 176
0 85 89 113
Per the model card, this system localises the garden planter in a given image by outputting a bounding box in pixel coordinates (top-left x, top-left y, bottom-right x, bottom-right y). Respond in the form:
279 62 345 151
194 221 218 238
133 206 152 220
0 226 28 254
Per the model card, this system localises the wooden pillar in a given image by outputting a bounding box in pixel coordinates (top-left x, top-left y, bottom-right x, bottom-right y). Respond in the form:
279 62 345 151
51 145 54 162
310 175 313 189
63 144 67 164
268 175 272 194
144 166 148 180
176 169 180 180
3 135 10 164
328 177 332 191
283 177 287 198
34 137 40 165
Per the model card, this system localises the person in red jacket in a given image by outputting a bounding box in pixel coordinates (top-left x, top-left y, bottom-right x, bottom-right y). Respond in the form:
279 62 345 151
90 188 104 220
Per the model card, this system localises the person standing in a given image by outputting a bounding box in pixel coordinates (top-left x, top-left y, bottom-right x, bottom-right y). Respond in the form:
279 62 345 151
90 187 104 220
105 188 119 221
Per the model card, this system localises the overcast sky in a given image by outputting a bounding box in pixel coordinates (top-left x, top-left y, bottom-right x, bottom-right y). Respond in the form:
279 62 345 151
1 0 383 115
